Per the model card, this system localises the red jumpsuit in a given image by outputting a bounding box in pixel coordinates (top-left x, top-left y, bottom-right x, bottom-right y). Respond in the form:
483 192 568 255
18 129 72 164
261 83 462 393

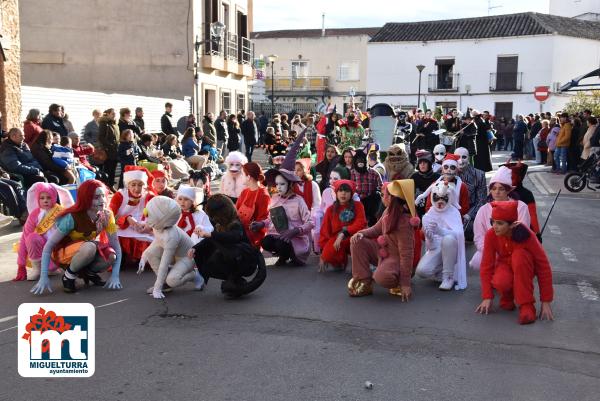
319 201 367 266
109 189 154 260
480 227 553 308
236 186 271 248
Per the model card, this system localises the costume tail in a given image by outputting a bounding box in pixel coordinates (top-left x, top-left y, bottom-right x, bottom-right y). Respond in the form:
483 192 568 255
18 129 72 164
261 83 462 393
220 251 267 297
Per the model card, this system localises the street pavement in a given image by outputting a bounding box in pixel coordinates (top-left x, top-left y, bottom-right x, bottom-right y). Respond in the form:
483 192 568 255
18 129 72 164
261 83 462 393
0 150 599 401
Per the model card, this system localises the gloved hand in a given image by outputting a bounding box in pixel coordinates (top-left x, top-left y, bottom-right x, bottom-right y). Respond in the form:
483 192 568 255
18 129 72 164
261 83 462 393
30 276 52 295
250 221 265 232
415 193 427 207
280 227 301 242
152 288 165 299
462 214 471 225
104 274 122 290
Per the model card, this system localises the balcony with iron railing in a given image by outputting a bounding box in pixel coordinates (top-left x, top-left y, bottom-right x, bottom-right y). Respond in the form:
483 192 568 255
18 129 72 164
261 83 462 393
199 23 254 77
264 76 329 93
490 72 523 92
428 73 460 92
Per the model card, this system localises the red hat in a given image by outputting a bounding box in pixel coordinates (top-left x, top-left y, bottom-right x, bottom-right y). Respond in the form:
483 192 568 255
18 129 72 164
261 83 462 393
491 200 518 222
442 153 460 166
151 170 167 179
123 165 153 188
333 179 356 193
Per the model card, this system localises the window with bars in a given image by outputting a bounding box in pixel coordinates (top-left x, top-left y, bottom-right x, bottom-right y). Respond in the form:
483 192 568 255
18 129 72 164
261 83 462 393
221 91 231 114
237 93 245 113
337 61 359 81
291 61 309 78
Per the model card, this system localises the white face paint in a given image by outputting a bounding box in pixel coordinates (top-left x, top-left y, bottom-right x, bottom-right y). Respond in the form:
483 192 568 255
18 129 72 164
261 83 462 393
90 187 106 213
229 162 242 174
433 145 446 162
275 175 289 195
454 148 469 170
329 171 341 186
356 162 365 169
442 163 457 179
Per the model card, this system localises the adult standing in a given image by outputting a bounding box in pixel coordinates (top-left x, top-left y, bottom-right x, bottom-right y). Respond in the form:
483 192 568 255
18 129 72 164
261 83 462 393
201 112 217 147
512 115 528 161
98 108 120 189
581 116 598 160
0 128 48 188
118 108 141 140
241 111 259 162
215 110 229 156
83 109 102 145
134 107 146 133
161 102 177 136
226 114 241 152
456 112 477 159
258 111 269 146
554 113 572 175
529 115 542 160
41 104 68 137
473 110 493 172
23 109 43 146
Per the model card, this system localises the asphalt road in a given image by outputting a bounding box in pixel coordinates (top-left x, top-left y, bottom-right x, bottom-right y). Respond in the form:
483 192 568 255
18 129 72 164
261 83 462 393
0 152 599 401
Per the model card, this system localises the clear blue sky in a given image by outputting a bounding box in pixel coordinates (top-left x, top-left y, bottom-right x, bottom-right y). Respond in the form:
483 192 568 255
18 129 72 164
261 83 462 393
253 0 550 31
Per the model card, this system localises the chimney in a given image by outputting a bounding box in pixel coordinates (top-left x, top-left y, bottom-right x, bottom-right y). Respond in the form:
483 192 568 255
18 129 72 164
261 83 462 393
248 0 254 33
321 13 325 37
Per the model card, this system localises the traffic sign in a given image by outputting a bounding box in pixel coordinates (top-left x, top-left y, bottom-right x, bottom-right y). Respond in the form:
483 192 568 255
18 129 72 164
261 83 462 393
534 86 550 102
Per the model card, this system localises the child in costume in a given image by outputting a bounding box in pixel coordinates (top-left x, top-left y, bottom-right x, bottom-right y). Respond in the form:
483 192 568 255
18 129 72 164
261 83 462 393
415 179 468 291
138 196 203 299
410 149 440 218
236 162 271 248
383 144 413 180
470 166 531 270
502 161 542 240
109 165 154 265
318 180 367 271
262 132 314 266
31 179 122 294
151 169 175 198
294 158 321 245
348 180 418 299
14 183 74 281
475 201 554 325
219 151 248 203
313 167 359 254
176 185 213 245
117 129 140 188
189 194 267 298
350 149 383 226
432 144 446 173
455 147 487 241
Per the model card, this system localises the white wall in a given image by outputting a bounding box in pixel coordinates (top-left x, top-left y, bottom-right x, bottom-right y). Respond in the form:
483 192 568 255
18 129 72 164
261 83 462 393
367 34 594 115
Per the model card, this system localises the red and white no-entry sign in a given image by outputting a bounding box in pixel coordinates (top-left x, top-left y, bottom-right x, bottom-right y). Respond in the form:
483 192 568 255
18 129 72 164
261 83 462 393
534 86 550 102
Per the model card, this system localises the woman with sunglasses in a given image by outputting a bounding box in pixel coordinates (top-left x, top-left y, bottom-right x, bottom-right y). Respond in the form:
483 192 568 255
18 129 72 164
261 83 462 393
469 166 530 271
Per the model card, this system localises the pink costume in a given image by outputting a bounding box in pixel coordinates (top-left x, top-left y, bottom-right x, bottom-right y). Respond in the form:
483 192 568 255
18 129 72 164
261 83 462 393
264 194 314 263
15 183 74 280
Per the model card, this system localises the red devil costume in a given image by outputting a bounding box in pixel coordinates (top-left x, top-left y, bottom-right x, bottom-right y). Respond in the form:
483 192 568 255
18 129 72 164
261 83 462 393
479 201 554 325
502 162 541 237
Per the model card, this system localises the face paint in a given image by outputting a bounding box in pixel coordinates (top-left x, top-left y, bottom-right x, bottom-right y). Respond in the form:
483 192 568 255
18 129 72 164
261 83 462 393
275 175 289 195
357 162 365 168
329 171 341 185
454 148 470 169
229 162 242 175
442 164 457 179
90 187 107 214
432 192 449 211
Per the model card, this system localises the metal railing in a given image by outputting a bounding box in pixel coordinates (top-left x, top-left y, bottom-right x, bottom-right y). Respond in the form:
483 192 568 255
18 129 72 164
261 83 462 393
490 72 523 91
264 76 329 91
428 73 460 91
200 23 253 65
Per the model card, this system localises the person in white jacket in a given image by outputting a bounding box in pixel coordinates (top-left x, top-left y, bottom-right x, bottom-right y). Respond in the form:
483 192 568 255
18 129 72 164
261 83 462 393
469 166 530 270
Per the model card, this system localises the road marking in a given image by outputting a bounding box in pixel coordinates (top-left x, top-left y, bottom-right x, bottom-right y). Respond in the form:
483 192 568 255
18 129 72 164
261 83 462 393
0 315 17 323
0 325 17 333
528 173 552 195
548 225 562 235
577 281 599 301
560 247 578 262
0 232 23 244
96 298 129 309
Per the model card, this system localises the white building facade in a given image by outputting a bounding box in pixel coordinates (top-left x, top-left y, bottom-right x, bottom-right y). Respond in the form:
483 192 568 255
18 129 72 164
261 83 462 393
367 12 600 120
250 28 378 116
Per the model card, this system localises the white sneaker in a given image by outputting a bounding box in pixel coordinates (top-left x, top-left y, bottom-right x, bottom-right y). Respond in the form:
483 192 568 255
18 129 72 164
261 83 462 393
439 278 454 291
27 264 41 281
194 269 205 291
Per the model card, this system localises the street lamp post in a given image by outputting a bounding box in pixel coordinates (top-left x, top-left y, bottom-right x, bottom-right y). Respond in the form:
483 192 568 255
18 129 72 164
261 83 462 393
416 64 425 110
267 54 278 117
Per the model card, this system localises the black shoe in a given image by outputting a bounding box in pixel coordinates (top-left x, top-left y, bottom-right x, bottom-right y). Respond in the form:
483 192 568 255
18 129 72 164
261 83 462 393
62 274 77 293
82 271 106 287
275 256 288 266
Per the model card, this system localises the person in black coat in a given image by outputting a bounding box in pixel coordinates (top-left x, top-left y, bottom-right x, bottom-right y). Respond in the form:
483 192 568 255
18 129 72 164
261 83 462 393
118 108 142 140
226 114 241 152
189 194 266 298
161 102 177 136
473 111 493 172
41 104 68 137
457 113 477 159
241 111 259 161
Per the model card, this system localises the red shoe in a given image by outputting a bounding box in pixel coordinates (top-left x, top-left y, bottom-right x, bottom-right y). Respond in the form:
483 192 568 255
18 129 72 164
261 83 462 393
13 265 27 281
518 303 536 325
499 292 516 311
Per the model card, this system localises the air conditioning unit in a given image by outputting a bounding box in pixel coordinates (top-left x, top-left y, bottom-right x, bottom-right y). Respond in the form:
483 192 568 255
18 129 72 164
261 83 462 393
552 82 561 92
